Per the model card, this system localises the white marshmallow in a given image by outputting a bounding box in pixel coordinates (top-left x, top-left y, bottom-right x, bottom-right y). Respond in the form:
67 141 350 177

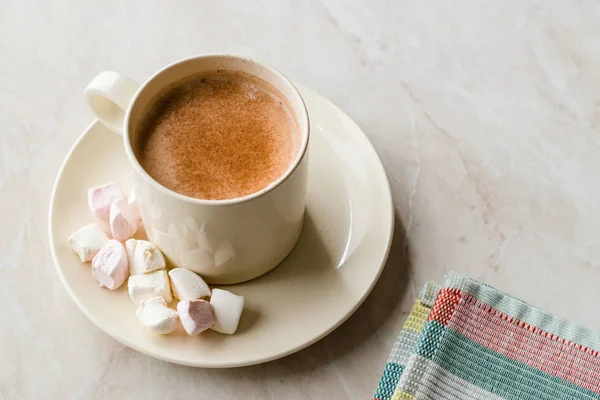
128 270 172 305
177 299 214 335
91 240 129 290
130 240 166 275
210 289 244 335
88 183 125 221
168 268 211 300
109 198 140 241
136 297 178 334
68 223 110 262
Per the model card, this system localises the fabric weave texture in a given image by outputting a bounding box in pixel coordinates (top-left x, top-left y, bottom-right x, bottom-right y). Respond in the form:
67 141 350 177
373 273 600 400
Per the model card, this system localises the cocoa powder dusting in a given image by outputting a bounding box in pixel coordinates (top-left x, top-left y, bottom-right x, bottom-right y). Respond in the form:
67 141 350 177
135 73 300 200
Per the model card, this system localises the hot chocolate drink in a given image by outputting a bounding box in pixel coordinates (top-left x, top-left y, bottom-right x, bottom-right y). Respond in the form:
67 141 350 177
135 72 300 200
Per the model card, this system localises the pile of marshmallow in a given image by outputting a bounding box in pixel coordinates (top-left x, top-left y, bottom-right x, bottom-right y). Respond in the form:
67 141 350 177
68 183 244 336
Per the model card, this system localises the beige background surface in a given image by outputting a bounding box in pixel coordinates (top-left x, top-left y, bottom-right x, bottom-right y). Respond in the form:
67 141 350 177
2 0 600 398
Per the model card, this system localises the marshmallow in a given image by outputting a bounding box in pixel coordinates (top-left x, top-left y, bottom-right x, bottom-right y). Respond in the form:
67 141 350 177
129 240 166 275
96 220 112 236
109 198 140 241
210 289 245 335
128 270 172 305
88 183 125 221
136 296 178 334
177 299 214 335
68 223 110 262
91 240 129 290
168 268 211 300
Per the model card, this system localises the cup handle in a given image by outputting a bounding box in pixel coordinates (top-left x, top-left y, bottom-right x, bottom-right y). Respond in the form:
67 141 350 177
84 71 140 135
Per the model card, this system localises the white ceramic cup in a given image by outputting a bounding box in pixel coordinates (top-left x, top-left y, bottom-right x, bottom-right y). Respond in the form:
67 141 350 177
84 55 309 284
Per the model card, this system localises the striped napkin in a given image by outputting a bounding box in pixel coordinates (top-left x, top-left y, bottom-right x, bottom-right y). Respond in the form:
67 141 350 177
373 273 600 400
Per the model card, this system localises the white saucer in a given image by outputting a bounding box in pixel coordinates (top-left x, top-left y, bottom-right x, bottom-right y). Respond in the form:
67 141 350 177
49 83 394 367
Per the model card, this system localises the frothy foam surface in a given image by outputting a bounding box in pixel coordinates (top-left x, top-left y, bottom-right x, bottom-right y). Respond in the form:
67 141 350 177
135 72 300 200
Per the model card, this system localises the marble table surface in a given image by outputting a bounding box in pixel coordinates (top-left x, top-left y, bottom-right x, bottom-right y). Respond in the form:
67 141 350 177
3 0 600 398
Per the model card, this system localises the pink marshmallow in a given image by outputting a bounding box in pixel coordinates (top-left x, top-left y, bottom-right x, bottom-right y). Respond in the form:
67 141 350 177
88 183 125 221
110 198 140 241
177 299 214 335
91 240 129 290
